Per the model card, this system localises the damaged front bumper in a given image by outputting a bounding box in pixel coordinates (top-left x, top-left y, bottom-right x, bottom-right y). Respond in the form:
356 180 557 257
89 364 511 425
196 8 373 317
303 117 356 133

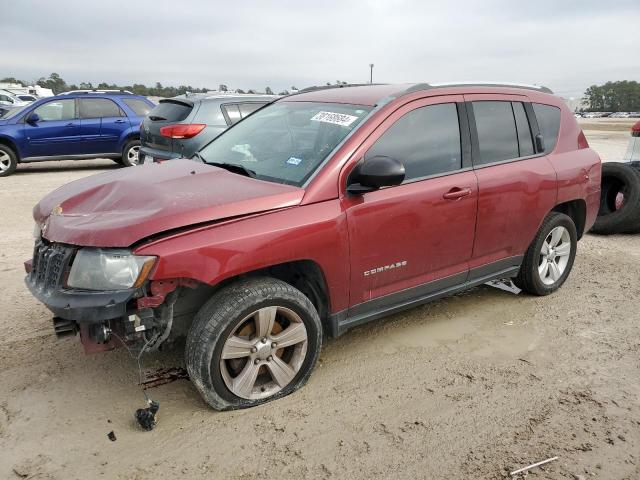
24 240 180 353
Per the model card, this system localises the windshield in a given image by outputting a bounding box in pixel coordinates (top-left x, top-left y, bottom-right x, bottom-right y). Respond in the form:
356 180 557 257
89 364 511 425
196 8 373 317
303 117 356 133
198 101 372 186
1 105 30 119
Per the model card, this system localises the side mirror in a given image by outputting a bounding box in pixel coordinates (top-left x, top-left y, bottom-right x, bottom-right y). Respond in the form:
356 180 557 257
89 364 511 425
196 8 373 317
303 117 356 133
26 113 40 124
347 155 405 194
535 134 545 153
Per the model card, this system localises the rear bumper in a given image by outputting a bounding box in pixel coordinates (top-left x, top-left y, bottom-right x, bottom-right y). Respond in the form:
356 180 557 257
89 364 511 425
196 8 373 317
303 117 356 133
25 276 135 323
139 145 182 162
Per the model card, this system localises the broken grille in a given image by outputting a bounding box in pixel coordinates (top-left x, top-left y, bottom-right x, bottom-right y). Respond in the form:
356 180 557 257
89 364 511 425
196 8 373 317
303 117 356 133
29 240 75 292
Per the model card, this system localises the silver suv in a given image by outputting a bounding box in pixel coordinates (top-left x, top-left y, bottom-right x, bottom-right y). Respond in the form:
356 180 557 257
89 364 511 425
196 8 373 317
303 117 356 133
139 94 276 163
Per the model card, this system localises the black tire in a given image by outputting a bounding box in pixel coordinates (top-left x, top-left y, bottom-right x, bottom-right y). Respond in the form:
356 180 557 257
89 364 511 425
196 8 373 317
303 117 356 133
121 139 141 167
590 162 640 235
514 212 578 296
185 277 322 410
0 144 18 177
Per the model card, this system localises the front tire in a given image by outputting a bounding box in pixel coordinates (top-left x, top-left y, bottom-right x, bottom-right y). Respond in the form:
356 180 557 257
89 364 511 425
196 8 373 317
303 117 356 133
514 212 577 296
185 278 322 410
121 139 141 167
0 145 18 177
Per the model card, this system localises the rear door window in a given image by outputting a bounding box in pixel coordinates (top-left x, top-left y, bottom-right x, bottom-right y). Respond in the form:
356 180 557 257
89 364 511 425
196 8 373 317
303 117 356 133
533 103 561 152
472 101 519 164
222 104 242 125
366 103 462 181
239 102 266 118
122 98 153 116
512 102 534 157
79 98 123 118
148 100 192 122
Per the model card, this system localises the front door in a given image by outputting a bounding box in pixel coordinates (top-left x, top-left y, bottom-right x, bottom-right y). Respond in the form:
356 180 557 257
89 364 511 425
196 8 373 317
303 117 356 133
342 96 478 314
23 99 82 158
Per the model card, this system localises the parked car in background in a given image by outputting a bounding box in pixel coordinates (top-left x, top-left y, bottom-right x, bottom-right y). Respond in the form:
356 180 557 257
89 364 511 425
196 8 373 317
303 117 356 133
0 90 154 176
26 83 600 410
0 89 30 108
16 94 38 103
139 94 275 163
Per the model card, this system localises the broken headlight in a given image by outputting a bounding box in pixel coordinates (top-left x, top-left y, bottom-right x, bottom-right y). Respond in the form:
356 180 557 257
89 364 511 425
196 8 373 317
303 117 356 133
67 249 156 291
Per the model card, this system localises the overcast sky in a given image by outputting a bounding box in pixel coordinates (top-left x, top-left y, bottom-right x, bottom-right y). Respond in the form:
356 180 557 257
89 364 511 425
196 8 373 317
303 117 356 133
5 0 639 97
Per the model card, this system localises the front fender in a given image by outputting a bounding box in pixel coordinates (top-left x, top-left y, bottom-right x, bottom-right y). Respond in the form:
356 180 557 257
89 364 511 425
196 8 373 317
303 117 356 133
133 201 351 314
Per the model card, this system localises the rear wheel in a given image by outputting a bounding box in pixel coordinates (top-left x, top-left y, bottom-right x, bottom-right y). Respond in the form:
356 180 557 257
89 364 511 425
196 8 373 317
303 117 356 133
0 145 18 177
185 278 322 410
590 162 640 234
121 139 141 167
514 212 577 296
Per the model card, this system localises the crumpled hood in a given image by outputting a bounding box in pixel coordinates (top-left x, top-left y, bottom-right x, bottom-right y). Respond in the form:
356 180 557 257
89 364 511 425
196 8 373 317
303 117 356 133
35 159 304 247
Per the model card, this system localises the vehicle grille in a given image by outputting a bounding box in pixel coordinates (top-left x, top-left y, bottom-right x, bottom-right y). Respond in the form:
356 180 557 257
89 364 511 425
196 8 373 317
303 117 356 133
29 240 75 293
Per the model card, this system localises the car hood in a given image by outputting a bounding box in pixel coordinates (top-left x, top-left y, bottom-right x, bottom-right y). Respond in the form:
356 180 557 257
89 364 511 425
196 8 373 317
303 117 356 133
34 159 305 247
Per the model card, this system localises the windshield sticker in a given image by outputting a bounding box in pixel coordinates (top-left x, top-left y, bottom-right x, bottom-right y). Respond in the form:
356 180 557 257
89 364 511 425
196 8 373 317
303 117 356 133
286 156 303 166
311 111 359 127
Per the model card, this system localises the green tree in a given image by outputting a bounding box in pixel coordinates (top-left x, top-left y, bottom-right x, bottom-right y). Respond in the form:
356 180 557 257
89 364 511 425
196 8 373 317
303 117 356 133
583 81 640 112
265 86 274 95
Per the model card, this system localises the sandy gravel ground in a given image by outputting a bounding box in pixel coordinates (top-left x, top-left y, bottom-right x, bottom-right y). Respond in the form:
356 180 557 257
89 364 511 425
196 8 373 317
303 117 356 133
0 120 638 479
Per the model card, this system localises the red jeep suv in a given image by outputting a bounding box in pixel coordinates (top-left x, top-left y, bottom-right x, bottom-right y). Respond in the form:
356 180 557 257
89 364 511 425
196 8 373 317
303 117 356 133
26 83 601 410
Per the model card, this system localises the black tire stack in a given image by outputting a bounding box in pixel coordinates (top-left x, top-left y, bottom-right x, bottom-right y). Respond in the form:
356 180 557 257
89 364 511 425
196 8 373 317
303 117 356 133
590 162 640 235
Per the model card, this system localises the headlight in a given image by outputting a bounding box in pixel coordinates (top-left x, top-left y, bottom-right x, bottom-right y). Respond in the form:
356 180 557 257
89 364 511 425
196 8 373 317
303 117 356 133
67 249 156 291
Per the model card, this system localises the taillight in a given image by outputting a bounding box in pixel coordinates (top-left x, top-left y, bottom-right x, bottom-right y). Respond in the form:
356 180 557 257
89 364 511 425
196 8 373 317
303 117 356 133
577 130 589 149
160 124 206 139
632 120 640 137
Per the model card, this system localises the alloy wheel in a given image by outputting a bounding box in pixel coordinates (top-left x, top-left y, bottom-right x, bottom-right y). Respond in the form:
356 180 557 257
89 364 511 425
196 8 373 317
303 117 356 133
538 226 572 285
127 145 140 165
0 151 11 172
219 306 308 400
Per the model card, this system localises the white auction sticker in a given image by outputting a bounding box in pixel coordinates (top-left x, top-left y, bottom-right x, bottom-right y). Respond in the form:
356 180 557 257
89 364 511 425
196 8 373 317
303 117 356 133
311 111 359 127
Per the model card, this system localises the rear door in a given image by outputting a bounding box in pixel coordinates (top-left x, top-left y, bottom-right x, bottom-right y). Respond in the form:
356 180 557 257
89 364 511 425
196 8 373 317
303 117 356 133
78 98 129 154
342 96 478 311
140 99 194 156
23 98 82 158
465 94 557 274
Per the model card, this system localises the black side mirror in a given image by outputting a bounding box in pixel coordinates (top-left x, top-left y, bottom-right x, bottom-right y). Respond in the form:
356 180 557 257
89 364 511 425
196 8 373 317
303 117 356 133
347 155 405 194
26 113 40 124
535 134 545 153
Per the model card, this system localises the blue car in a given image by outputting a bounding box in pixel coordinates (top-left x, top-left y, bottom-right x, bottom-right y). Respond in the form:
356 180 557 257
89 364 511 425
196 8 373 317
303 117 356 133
0 90 154 177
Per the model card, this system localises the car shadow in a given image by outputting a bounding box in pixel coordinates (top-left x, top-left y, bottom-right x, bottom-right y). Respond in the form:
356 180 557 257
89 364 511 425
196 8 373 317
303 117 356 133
14 160 121 175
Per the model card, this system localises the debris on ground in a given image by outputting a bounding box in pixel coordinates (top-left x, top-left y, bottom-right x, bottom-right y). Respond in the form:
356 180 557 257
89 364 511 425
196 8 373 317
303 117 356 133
510 456 558 476
107 431 117 442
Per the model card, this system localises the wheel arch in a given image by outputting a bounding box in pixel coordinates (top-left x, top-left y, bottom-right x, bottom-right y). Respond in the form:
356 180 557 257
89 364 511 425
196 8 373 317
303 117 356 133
551 199 587 239
171 260 332 336
118 127 140 151
0 136 21 162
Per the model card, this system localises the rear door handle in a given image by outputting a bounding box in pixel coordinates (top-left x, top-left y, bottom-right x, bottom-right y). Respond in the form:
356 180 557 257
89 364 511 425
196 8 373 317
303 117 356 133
65 122 77 127
115 119 126 123
442 187 472 200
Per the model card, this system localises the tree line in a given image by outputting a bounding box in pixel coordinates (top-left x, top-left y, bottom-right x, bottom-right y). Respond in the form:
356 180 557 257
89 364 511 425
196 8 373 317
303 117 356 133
0 73 300 97
582 81 640 112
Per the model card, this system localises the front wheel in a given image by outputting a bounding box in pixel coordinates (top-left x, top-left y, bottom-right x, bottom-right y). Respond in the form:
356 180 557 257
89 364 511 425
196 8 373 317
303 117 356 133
514 212 577 296
185 278 322 410
0 145 18 177
121 139 141 167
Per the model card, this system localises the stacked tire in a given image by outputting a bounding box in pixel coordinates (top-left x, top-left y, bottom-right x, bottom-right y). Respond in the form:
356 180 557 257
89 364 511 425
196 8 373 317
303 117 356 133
590 162 640 234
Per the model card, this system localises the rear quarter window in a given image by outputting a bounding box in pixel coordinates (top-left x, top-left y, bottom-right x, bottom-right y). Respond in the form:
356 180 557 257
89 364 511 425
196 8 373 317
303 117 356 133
533 103 561 152
149 100 192 122
123 98 153 116
194 101 227 125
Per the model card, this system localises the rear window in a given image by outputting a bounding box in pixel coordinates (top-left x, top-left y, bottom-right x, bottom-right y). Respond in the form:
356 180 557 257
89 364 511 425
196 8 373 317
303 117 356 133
123 98 152 116
149 100 192 122
472 101 519 164
533 103 561 152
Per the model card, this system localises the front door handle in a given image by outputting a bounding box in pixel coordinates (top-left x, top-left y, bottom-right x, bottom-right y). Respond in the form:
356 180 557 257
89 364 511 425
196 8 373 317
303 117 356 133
442 187 472 200
65 122 77 127
114 119 126 123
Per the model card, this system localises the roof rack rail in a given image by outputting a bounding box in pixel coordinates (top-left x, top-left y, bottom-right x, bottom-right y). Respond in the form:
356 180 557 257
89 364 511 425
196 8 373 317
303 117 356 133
404 82 553 94
59 89 134 95
298 83 384 93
